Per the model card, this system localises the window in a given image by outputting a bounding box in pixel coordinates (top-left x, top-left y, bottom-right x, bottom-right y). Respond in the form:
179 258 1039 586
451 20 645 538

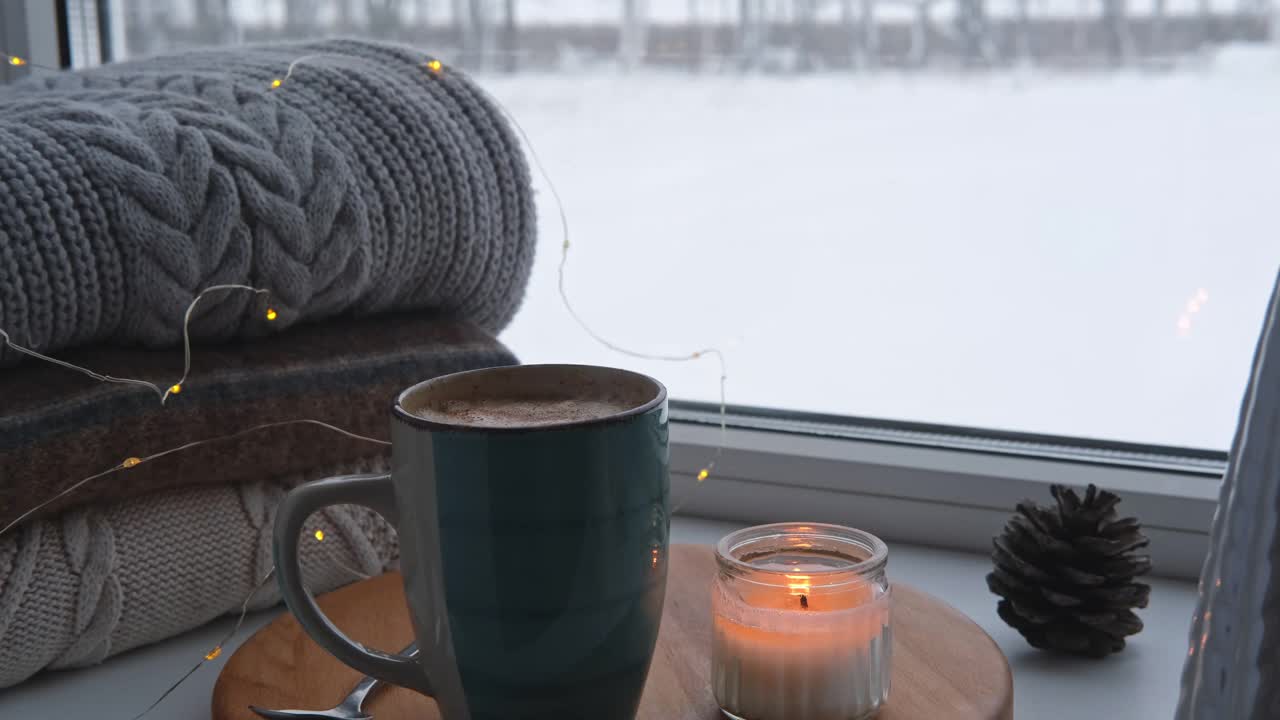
49 0 1280 454
0 0 1246 583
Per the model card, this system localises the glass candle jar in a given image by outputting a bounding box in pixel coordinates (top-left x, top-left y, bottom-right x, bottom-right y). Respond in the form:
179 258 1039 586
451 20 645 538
712 523 891 720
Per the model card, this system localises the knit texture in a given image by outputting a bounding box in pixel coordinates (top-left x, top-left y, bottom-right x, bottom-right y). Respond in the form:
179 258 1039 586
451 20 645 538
0 455 397 688
0 39 536 366
0 312 515 528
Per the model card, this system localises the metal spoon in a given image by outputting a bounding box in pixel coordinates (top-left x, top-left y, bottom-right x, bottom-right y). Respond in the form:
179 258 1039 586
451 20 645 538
249 642 419 720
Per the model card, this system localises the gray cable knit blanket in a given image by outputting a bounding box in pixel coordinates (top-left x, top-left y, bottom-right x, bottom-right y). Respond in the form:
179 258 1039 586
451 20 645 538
0 39 535 366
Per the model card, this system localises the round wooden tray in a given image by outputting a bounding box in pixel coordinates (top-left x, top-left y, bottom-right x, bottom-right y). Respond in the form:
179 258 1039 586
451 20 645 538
213 544 1012 719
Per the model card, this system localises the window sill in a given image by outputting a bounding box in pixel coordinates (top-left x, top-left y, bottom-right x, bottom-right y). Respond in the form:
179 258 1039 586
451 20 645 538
677 518 1198 720
0 517 1197 719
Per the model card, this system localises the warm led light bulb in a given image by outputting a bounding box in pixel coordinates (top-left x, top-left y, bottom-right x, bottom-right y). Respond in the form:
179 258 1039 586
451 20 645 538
426 59 443 74
697 469 710 481
122 457 142 468
271 78 282 88
265 307 278 321
314 529 325 541
8 56 25 66
205 646 222 661
169 384 182 395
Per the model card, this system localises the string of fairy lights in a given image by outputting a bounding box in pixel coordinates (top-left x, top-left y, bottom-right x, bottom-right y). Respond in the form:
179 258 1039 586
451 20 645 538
499 94 729 488
0 49 729 718
0 284 273 404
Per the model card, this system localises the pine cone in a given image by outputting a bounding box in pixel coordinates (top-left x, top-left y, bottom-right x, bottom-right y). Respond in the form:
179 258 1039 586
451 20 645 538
986 484 1151 657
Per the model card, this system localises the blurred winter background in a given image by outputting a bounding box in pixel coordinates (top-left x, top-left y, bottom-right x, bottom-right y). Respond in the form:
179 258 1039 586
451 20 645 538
61 0 1280 450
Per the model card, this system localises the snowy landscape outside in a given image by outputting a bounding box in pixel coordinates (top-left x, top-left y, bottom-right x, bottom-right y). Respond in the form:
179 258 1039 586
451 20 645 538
491 52 1280 451
95 0 1280 451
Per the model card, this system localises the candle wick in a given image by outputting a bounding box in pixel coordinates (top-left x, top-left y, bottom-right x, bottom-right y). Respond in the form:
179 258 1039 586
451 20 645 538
800 594 809 609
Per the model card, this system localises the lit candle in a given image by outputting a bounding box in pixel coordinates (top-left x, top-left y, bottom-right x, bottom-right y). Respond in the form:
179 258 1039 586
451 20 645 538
712 523 891 720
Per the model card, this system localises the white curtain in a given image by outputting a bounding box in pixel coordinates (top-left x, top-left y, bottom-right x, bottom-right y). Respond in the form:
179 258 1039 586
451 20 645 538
1177 267 1280 720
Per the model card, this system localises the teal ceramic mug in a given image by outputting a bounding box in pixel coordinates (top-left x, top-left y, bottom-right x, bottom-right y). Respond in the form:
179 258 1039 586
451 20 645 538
272 364 670 720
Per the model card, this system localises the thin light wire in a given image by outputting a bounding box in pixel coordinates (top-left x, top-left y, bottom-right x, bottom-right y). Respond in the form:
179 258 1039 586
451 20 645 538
0 418 388 539
0 464 125 538
270 52 445 90
127 566 277 720
480 78 729 490
169 284 272 402
0 284 272 405
283 53 326 82
121 524 373 719
269 53 332 88
318 551 375 582
0 330 160 397
0 49 61 73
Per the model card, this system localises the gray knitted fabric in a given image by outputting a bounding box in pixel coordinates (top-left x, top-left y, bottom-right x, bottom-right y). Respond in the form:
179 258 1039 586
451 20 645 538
0 39 535 366
0 455 397 688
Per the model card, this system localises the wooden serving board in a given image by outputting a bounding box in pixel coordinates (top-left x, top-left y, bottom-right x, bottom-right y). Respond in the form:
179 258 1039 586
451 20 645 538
213 544 1012 719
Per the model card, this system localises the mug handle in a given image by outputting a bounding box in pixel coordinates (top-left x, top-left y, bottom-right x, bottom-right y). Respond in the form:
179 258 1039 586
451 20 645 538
272 472 433 696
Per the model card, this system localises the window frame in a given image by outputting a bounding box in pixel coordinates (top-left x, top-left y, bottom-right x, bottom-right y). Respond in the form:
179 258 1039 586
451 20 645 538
670 402 1222 581
1 0 64 83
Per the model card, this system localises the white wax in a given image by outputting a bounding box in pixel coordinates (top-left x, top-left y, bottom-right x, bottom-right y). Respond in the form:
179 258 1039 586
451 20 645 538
711 583 892 720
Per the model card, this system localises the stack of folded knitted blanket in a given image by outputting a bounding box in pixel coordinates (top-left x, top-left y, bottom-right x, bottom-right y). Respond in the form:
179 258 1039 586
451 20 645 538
0 39 535 687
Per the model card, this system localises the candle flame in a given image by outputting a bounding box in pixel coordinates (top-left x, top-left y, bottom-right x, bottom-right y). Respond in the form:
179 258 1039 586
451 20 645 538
785 574 811 597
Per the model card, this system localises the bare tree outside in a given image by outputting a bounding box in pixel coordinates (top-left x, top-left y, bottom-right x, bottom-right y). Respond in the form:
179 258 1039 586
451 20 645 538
500 0 517 72
1018 0 1033 61
1200 0 1216 45
283 0 316 37
367 0 402 36
193 0 236 45
621 0 649 68
954 0 994 65
795 0 818 70
737 0 763 68
99 0 1274 71
860 0 879 67
1101 0 1135 64
909 0 932 67
1151 0 1167 54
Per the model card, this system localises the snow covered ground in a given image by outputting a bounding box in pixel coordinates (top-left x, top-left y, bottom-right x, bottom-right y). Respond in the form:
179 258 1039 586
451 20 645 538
490 46 1280 451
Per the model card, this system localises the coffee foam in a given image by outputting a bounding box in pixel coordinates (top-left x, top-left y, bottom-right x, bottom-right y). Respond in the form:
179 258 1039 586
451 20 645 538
414 396 636 428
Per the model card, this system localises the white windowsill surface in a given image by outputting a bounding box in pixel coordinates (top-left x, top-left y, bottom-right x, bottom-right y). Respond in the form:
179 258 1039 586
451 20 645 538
0 517 1198 719
676 519 1200 720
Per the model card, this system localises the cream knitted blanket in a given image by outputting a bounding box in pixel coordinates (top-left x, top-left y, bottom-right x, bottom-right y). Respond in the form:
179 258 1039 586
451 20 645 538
0 455 396 688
